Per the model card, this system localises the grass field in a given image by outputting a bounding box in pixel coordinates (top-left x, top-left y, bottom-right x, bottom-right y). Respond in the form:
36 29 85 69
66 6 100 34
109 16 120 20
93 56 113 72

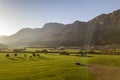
0 53 119 80
88 55 120 80
0 53 96 80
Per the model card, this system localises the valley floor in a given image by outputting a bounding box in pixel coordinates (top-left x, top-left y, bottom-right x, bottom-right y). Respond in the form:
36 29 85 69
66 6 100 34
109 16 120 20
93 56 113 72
0 53 119 80
88 65 120 80
88 55 120 80
0 53 95 80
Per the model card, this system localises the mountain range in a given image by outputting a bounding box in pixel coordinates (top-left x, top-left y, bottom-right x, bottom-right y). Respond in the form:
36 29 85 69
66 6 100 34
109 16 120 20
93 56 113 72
1 9 120 47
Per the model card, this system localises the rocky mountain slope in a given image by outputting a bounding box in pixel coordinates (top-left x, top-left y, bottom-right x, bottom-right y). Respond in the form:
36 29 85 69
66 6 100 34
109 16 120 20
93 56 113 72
1 9 120 47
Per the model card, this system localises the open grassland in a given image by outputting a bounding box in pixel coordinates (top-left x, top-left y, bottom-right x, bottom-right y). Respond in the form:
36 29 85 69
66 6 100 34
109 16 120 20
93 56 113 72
0 52 120 80
0 53 96 80
88 55 120 80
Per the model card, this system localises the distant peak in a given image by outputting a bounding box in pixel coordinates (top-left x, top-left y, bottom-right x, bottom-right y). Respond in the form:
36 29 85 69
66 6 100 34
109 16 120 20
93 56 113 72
74 21 85 23
100 14 107 16
14 28 33 35
44 22 64 26
72 21 86 25
74 21 80 23
113 9 120 13
43 22 65 29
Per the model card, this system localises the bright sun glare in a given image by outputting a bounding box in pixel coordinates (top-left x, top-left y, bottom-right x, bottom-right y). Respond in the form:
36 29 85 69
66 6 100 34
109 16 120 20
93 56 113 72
0 19 11 36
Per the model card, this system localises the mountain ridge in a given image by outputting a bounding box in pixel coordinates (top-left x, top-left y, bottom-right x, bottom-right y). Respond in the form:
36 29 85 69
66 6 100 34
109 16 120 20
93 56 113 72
1 9 120 47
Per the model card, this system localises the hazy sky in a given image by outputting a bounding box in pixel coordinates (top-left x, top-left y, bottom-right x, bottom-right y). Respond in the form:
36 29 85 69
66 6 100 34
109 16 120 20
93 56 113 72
0 0 120 35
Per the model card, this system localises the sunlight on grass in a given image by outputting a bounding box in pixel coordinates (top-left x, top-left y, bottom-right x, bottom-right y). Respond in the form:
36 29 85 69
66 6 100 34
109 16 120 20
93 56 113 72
0 53 96 80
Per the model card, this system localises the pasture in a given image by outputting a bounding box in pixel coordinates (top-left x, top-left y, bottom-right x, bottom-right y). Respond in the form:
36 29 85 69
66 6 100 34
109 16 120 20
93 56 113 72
0 51 119 80
88 55 120 80
0 53 95 80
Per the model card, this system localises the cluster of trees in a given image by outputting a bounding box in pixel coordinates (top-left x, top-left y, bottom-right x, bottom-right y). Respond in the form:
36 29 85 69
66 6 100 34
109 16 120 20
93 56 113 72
5 53 41 59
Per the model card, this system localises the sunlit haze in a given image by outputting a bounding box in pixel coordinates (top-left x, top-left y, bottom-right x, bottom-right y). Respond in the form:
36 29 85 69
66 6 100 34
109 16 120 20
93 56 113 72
0 0 120 35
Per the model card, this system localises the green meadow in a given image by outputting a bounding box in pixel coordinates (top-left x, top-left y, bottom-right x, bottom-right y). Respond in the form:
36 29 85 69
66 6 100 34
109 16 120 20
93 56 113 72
0 53 95 80
0 53 119 80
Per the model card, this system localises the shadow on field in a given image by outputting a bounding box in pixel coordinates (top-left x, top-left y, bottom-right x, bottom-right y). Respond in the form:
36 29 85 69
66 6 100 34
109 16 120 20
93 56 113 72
79 56 93 57
75 62 90 66
74 55 93 57
17 57 25 60
8 58 18 60
28 56 49 61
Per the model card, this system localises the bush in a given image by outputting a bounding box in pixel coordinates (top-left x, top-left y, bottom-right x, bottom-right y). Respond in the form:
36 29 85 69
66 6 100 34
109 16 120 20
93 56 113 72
41 50 48 53
35 50 41 53
59 52 70 55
